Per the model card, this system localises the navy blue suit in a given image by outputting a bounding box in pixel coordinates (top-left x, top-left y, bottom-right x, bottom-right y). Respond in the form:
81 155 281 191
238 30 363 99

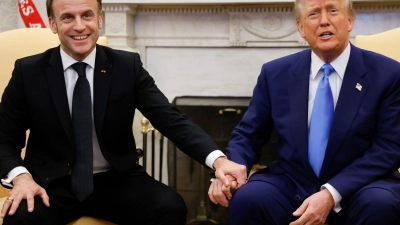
227 44 400 224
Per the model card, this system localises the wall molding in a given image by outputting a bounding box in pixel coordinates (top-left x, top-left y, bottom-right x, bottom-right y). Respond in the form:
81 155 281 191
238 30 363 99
103 4 137 14
120 2 400 14
354 4 400 12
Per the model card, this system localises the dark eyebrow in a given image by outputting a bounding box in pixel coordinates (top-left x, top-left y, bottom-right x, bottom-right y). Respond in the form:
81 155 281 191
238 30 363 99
59 9 94 19
59 12 72 19
82 9 95 15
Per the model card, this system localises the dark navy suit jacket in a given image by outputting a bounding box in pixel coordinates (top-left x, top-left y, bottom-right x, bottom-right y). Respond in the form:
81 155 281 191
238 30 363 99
226 44 400 203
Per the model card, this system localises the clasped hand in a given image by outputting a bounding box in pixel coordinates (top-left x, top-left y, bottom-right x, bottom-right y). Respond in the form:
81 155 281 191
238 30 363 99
208 157 247 207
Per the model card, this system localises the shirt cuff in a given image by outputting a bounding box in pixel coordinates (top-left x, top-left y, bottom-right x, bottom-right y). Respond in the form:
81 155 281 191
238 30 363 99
321 183 343 213
205 150 226 169
1 166 31 188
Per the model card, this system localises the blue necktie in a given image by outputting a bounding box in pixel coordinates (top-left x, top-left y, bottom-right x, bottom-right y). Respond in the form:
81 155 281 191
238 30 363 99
308 63 334 177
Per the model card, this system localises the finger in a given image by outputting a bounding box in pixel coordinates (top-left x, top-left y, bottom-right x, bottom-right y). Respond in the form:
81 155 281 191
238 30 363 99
222 184 232 200
214 182 229 207
234 165 247 187
289 214 309 225
230 180 238 190
225 175 238 190
8 198 22 216
208 183 218 204
215 189 229 207
1 198 13 218
289 218 303 225
215 170 230 187
39 189 50 207
293 200 308 216
26 196 35 212
208 180 228 206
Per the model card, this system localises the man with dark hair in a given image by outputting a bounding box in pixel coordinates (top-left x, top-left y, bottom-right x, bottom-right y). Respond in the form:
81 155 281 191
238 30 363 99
209 0 400 224
0 0 246 224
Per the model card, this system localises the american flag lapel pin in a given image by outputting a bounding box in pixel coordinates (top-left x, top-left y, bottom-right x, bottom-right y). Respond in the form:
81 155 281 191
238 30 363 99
356 83 362 91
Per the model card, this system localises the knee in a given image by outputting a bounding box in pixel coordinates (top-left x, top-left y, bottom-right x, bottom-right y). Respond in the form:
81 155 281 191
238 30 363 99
347 187 400 223
3 197 51 225
229 184 261 224
230 182 283 211
229 182 295 225
152 189 187 224
355 187 400 211
230 182 262 211
159 191 187 216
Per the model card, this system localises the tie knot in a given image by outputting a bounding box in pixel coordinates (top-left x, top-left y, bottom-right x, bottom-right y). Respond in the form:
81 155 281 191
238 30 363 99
321 63 334 78
71 62 87 77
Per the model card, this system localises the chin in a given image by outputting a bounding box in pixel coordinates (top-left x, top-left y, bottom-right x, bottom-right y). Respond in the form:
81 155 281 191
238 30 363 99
74 45 93 53
317 43 337 52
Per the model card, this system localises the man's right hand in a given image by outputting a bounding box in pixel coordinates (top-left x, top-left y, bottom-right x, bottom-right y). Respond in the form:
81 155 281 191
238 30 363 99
0 173 50 218
212 156 247 188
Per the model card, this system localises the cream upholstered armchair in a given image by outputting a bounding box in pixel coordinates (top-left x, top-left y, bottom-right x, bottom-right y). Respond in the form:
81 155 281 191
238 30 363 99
0 28 114 225
354 27 400 62
354 28 400 176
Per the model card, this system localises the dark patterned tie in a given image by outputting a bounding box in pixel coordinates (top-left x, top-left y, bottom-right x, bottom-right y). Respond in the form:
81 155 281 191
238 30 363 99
71 62 93 202
308 63 335 177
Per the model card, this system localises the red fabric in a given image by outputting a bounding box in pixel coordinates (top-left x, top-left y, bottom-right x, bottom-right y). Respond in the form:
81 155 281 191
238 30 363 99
18 0 46 28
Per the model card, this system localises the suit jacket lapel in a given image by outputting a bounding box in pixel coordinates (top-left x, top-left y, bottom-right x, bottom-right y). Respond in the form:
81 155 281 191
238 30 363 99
320 44 369 176
46 46 74 145
93 45 112 136
289 49 316 176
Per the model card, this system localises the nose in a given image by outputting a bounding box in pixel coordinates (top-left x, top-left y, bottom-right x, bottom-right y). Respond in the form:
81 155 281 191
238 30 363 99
74 17 85 31
320 11 330 26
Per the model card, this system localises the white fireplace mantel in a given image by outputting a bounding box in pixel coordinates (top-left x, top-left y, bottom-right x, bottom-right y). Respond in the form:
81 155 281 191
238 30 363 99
102 0 400 60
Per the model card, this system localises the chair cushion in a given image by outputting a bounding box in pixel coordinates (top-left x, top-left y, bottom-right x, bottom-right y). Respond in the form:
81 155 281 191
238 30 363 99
354 27 400 62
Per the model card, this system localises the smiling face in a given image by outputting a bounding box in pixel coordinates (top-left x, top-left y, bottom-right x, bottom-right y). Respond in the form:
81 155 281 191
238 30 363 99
49 0 103 61
296 0 354 62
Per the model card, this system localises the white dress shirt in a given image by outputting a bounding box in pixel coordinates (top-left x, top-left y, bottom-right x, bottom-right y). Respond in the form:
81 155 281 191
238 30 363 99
309 43 351 212
2 47 223 187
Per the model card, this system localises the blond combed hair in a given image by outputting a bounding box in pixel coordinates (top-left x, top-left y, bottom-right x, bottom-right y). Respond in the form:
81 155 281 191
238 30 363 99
294 0 356 21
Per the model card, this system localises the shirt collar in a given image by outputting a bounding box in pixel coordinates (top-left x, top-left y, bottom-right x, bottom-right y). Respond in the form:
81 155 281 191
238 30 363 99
60 47 97 71
310 43 351 80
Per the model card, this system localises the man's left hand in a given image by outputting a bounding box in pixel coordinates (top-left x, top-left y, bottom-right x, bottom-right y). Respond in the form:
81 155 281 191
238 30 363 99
213 157 247 188
290 188 334 225
208 175 236 207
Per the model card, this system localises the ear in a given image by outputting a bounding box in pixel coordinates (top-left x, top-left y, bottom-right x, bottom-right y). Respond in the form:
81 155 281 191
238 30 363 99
296 19 306 38
347 16 354 33
49 17 58 34
98 12 103 29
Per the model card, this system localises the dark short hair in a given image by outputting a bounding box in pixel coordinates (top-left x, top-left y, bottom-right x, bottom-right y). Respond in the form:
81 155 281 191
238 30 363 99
295 0 355 21
46 0 102 19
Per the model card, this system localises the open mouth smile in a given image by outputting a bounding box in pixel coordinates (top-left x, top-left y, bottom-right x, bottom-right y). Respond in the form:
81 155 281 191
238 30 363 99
72 35 89 40
319 32 333 38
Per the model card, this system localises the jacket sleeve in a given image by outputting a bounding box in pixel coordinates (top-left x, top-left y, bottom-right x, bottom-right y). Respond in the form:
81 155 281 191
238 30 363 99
133 53 219 167
0 59 29 179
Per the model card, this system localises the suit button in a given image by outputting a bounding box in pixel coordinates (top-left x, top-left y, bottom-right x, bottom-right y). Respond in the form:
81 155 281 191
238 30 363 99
294 195 301 201
45 177 50 182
